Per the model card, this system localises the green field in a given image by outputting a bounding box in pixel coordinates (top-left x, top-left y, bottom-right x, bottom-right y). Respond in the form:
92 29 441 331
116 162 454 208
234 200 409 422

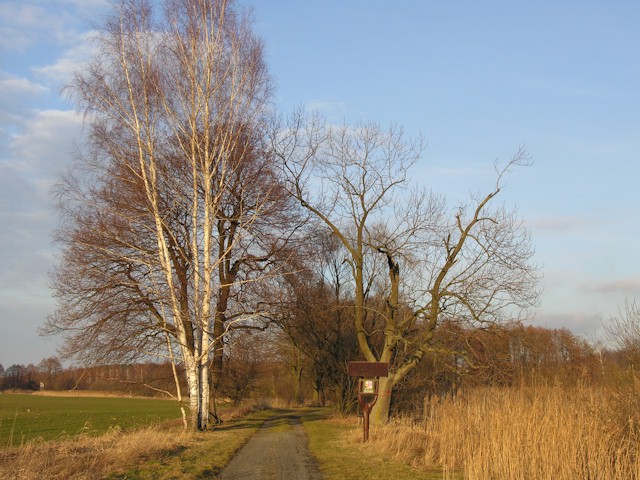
0 394 183 446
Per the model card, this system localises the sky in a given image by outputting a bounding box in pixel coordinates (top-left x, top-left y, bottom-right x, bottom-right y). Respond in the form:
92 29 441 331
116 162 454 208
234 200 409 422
1 0 639 366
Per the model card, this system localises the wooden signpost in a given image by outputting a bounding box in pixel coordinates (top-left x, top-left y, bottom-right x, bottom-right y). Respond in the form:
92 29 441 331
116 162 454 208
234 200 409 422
348 361 389 442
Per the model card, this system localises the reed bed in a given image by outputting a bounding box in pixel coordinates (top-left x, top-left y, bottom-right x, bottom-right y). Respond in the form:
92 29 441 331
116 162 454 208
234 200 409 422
367 386 640 479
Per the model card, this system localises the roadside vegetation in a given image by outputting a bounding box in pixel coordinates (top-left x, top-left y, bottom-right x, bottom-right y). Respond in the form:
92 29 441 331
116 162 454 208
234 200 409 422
365 385 640 479
0 401 270 479
2 379 640 479
303 413 452 480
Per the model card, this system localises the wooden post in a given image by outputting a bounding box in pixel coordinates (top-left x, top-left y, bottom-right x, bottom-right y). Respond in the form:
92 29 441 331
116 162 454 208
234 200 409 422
358 394 377 442
348 362 388 443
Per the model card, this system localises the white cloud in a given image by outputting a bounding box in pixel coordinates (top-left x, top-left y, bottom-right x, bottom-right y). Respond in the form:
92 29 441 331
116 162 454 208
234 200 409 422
0 2 43 51
0 0 106 53
0 72 47 96
0 107 83 284
33 31 98 85
305 99 347 114
580 278 640 295
0 2 61 51
0 25 32 51
526 215 605 234
0 0 107 366
0 72 49 122
0 106 83 364
5 109 83 179
59 0 108 8
533 312 603 338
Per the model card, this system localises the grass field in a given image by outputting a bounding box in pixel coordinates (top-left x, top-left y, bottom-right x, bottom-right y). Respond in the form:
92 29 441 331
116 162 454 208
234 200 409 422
0 393 183 446
0 402 276 479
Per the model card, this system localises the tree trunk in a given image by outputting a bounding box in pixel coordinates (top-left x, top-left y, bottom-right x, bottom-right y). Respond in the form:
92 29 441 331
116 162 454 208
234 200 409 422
370 376 394 424
290 341 304 404
199 361 210 430
184 356 200 430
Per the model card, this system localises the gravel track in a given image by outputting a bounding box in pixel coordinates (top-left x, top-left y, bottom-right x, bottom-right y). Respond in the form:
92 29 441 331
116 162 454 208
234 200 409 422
218 411 323 480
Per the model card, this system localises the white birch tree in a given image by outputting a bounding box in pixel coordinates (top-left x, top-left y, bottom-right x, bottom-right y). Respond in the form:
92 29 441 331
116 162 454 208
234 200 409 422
45 0 291 430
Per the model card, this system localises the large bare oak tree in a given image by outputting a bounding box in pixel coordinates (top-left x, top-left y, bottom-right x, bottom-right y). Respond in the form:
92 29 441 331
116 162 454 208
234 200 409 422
272 113 540 423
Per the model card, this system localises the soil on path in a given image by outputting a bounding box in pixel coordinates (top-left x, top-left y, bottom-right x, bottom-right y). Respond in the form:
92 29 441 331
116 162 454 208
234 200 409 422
219 409 323 480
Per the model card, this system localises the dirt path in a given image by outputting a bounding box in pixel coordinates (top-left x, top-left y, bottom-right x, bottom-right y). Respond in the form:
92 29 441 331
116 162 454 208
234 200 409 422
219 410 323 480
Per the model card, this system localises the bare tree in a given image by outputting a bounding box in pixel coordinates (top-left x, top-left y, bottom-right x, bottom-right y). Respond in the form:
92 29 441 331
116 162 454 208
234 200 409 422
605 298 640 368
44 0 295 430
274 229 359 411
38 357 63 389
272 113 539 422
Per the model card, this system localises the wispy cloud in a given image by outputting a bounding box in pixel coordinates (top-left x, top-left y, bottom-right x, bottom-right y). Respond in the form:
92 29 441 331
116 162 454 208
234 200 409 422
580 278 640 295
0 1 105 52
0 107 84 275
533 312 603 337
33 31 98 85
0 3 66 51
0 72 48 113
4 109 83 178
0 72 46 95
0 0 110 365
0 72 49 145
0 3 43 49
526 215 605 234
0 106 83 363
59 0 108 9
305 99 348 116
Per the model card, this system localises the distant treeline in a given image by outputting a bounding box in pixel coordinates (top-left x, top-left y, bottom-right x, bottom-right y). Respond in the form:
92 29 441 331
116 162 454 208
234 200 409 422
0 360 177 395
0 322 635 414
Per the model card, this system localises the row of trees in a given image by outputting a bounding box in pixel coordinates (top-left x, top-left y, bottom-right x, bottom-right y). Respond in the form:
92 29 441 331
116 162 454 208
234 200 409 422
5 320 639 406
0 357 62 391
43 0 540 429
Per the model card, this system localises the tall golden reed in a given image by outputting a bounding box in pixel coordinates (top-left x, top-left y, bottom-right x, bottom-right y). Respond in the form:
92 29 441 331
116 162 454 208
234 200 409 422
368 386 640 479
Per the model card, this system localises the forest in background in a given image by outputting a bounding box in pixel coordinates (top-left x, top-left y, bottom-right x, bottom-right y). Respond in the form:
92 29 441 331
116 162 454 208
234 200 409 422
2 319 636 419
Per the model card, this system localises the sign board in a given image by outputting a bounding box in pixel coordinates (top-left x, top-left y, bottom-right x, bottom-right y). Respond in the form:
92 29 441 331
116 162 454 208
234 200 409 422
360 378 377 395
348 361 389 378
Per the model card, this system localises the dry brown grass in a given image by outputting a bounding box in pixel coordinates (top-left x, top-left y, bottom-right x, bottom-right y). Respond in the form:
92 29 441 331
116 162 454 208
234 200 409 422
30 390 168 399
0 401 269 480
0 421 190 480
366 386 640 479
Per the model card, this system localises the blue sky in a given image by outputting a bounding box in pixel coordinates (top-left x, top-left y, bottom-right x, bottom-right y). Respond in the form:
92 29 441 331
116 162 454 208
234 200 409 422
1 0 639 365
